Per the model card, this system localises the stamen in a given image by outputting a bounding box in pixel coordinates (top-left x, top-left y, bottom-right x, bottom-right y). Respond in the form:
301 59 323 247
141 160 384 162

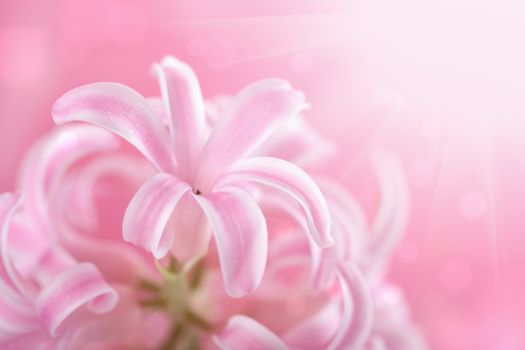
139 257 211 349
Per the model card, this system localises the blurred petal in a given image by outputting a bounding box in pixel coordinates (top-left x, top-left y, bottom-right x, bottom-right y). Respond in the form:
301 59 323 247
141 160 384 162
313 177 368 288
368 337 387 350
195 188 267 297
52 82 175 172
329 262 373 350
257 192 325 290
198 80 306 187
0 330 54 349
123 173 191 259
367 151 409 278
315 177 368 235
260 233 312 296
57 153 150 233
153 56 206 181
254 116 336 168
284 302 341 350
17 125 119 231
218 157 332 248
36 262 118 336
61 286 144 349
205 95 231 126
285 263 373 350
0 194 36 303
214 315 288 350
0 289 39 336
146 97 168 125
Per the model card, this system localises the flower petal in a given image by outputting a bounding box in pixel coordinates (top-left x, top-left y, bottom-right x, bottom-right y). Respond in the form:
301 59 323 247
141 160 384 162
195 188 267 297
59 286 145 349
197 80 306 188
0 194 36 304
57 152 150 233
17 125 119 231
36 262 118 336
312 177 368 288
285 263 373 350
368 337 387 350
214 315 288 350
367 151 409 278
0 288 39 336
52 82 175 172
283 302 341 350
169 192 211 261
217 157 332 248
0 330 54 349
328 262 373 350
123 173 191 259
153 56 206 182
254 116 336 168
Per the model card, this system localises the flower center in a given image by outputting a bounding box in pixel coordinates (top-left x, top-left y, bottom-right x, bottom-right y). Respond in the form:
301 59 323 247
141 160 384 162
138 257 211 349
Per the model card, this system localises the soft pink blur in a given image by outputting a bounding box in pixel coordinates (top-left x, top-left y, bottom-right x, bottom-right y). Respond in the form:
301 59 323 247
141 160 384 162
1 1 524 349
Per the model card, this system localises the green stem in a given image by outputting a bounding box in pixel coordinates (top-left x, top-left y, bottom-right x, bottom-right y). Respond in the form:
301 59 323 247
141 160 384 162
159 323 184 350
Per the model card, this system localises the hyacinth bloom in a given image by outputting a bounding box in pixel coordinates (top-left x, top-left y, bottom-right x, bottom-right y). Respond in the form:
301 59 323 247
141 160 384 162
52 56 333 298
0 54 428 349
0 124 372 348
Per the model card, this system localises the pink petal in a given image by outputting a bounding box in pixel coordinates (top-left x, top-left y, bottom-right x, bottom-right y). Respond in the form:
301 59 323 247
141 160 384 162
254 116 336 168
36 262 118 336
283 302 341 350
17 125 119 231
284 263 373 350
56 223 152 285
0 294 39 336
60 286 146 349
312 177 368 288
259 233 312 297
257 192 326 290
195 188 267 297
0 194 36 304
0 194 22 297
197 80 306 189
52 82 175 172
368 337 387 350
8 214 55 279
51 151 154 283
367 151 409 278
169 192 211 261
123 173 191 259
57 152 151 233
153 56 206 182
217 157 332 248
329 262 374 350
0 331 55 349
205 95 231 126
214 315 288 350
315 177 368 236
146 97 168 125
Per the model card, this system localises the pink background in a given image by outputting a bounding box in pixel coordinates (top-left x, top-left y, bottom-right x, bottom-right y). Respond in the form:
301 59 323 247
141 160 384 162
1 1 524 349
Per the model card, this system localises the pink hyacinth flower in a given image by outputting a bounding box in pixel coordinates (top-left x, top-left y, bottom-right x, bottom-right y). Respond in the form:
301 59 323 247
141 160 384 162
0 193 126 348
9 123 372 349
52 55 333 297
